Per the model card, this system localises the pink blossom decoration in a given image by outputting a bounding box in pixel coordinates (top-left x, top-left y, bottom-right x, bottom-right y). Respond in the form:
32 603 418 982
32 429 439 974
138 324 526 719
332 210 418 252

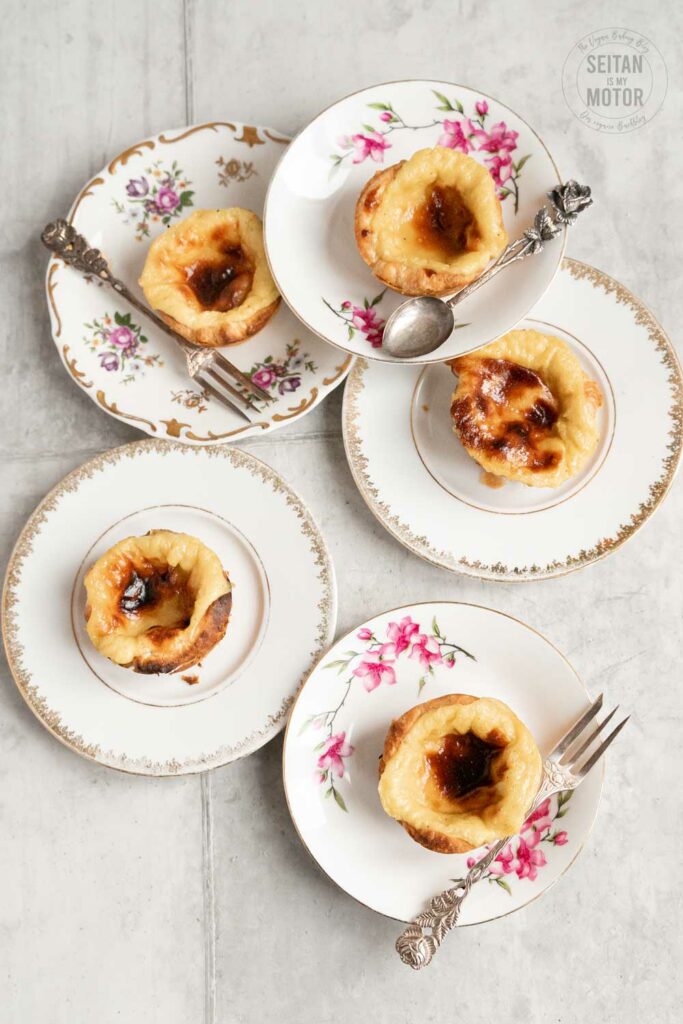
478 121 518 153
437 118 473 153
251 367 277 390
351 131 391 164
350 305 385 348
553 831 569 846
379 111 394 123
475 99 489 117
386 616 419 656
484 152 513 188
317 732 354 778
155 186 181 213
109 325 137 351
352 650 396 692
357 627 374 641
409 633 442 668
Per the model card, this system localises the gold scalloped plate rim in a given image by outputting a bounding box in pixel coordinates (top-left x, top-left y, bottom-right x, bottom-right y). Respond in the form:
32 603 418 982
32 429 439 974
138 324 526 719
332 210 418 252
342 258 683 582
45 120 354 445
1 440 337 775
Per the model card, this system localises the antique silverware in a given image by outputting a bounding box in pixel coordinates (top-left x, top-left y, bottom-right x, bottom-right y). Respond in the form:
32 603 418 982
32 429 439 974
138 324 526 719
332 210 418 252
41 219 273 422
396 692 627 969
382 181 593 359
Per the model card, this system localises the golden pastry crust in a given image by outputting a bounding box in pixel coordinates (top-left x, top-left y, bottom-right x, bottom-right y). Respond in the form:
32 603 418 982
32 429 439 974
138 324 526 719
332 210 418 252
139 208 280 346
450 330 603 488
378 693 542 854
355 147 508 296
84 530 232 674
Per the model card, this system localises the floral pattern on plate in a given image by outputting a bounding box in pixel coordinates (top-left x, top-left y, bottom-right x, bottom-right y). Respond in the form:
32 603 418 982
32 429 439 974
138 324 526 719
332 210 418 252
248 340 316 396
299 613 475 811
112 160 194 240
331 90 531 212
83 311 163 383
463 791 572 893
216 156 257 188
323 291 387 349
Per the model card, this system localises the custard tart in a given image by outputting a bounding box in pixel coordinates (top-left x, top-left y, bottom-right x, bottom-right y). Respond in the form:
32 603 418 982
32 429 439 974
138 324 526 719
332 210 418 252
139 208 280 346
378 694 541 853
355 147 508 296
450 330 603 488
84 530 232 674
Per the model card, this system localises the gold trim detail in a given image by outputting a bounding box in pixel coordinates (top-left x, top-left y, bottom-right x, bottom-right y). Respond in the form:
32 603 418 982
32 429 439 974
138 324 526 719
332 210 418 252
1 441 336 775
158 122 237 144
68 176 105 224
263 129 289 145
159 418 269 441
107 139 155 174
96 390 157 432
47 263 62 338
234 125 265 147
62 345 93 389
272 388 319 422
322 354 353 386
343 258 683 580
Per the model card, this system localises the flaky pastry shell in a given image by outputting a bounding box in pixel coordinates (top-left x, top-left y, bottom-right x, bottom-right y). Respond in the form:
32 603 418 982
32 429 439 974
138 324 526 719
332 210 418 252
378 694 541 853
139 208 280 346
355 147 508 296
84 530 232 674
450 329 603 488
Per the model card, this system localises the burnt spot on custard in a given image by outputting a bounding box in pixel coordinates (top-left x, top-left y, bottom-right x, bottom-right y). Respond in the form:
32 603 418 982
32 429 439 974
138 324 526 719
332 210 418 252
427 731 504 801
412 184 479 260
364 186 380 211
119 564 193 628
185 244 253 312
451 357 561 472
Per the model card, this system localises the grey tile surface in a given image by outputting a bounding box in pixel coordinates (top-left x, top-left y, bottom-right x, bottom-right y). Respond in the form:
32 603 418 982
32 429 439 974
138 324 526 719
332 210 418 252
1 1 681 1021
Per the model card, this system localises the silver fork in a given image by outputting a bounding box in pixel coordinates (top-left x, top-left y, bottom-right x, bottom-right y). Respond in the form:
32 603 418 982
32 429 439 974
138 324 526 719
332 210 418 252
396 694 629 969
41 219 274 423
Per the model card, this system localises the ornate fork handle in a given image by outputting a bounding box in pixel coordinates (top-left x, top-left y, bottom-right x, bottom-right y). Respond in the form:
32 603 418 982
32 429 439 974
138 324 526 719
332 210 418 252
447 180 593 309
395 758 577 970
41 219 213 377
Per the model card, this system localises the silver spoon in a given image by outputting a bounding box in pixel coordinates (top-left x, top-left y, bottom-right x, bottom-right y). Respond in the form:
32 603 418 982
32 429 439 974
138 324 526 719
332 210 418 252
381 181 593 359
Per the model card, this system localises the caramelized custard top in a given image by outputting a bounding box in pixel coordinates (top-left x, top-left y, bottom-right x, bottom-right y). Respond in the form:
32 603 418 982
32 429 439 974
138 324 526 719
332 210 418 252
451 357 561 472
185 245 253 312
427 731 501 801
412 184 477 260
119 563 194 629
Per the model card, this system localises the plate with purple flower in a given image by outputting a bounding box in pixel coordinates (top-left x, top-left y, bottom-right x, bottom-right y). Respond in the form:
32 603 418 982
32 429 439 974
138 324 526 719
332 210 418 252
283 601 603 925
45 121 353 445
264 80 567 364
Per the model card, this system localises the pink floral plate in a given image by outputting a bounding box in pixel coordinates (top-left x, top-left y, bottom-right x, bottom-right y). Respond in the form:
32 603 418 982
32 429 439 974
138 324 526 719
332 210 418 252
282 601 602 925
45 121 353 445
264 80 566 365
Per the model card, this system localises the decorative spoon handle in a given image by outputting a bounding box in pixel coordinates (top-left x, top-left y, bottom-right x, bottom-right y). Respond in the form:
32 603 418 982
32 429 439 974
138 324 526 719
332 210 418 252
447 180 593 309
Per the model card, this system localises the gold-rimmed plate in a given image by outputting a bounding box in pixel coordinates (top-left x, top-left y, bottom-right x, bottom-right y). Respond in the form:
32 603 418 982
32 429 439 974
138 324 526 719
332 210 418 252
45 121 352 445
283 601 603 924
342 259 682 581
2 441 336 774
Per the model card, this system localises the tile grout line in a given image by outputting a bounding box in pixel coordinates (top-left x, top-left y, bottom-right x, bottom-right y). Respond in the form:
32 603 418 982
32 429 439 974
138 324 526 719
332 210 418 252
182 3 214 1021
201 772 217 1024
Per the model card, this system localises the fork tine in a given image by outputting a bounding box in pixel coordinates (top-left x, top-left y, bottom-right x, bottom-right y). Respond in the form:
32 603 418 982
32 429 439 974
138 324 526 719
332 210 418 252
197 373 254 424
203 367 258 411
559 705 619 766
573 716 630 778
212 352 274 403
551 693 603 757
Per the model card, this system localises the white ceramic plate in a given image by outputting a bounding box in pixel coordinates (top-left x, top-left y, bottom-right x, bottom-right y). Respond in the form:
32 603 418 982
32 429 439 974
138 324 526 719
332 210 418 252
283 602 602 924
2 441 336 774
343 259 682 581
46 121 353 445
264 79 566 364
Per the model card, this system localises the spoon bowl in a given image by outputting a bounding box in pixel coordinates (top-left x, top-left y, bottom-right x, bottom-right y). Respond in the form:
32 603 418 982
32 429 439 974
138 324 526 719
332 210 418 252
382 296 455 359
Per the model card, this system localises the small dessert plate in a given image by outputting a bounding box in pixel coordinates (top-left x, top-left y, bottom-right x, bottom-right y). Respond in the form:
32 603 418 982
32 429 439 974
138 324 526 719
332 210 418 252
343 259 682 580
2 441 336 774
46 121 353 445
264 79 566 365
283 601 602 925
